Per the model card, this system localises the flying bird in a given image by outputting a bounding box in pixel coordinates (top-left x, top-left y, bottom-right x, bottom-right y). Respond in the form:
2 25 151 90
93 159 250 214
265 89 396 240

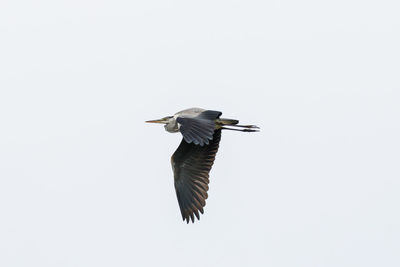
146 108 259 223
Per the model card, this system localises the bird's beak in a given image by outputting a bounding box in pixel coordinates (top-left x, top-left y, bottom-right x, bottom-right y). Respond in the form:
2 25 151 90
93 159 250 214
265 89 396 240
145 118 167 124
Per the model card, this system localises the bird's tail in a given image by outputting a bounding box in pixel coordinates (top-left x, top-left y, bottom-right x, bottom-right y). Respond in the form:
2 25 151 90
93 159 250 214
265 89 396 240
217 118 259 132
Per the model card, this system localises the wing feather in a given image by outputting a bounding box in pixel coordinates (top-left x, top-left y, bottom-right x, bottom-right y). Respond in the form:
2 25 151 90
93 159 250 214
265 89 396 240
176 110 222 146
171 129 222 223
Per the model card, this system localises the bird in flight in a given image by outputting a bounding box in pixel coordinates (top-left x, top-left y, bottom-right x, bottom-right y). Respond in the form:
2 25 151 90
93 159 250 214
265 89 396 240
146 108 259 223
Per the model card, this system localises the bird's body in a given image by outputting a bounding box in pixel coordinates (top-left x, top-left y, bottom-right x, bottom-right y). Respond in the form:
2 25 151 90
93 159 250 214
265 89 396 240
164 108 206 133
146 108 258 223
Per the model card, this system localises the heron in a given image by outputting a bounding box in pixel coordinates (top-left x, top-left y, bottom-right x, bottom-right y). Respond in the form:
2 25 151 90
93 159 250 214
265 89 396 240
146 108 259 223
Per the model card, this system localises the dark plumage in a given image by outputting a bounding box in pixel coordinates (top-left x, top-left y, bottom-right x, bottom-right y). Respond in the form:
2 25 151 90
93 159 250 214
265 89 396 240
172 129 221 223
176 110 222 146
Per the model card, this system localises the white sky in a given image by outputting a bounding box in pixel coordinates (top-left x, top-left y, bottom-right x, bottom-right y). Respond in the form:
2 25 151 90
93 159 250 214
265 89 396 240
1 1 399 266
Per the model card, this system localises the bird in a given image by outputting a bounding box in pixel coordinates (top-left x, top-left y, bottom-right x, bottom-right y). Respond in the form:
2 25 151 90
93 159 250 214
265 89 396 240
146 108 259 223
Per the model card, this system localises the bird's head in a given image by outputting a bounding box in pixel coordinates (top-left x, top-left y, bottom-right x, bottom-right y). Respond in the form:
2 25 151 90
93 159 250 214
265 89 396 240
145 116 174 125
146 116 177 132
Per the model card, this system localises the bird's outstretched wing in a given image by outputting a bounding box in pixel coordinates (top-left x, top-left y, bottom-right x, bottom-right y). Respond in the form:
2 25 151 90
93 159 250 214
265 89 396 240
176 110 222 146
171 129 222 223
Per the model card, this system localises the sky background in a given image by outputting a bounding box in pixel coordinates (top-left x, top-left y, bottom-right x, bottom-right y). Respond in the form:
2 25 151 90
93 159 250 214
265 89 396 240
1 1 399 266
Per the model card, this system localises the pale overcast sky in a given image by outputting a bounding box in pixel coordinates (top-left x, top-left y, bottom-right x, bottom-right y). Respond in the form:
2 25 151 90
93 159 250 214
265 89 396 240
1 1 399 266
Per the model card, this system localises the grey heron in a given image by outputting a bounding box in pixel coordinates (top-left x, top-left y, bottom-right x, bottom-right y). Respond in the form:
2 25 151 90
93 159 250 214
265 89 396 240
146 108 259 223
